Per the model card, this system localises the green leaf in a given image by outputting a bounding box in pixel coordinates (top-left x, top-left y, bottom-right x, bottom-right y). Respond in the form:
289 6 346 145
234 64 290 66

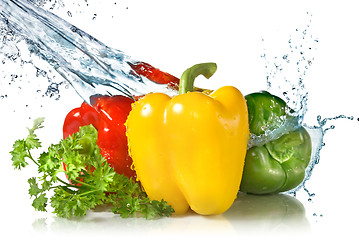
28 177 42 197
25 117 44 149
107 174 174 219
32 193 48 212
12 120 174 219
10 140 29 169
152 199 175 217
141 204 157 220
27 117 45 135
51 187 103 218
38 151 60 173
25 133 42 150
91 159 116 192
41 178 52 192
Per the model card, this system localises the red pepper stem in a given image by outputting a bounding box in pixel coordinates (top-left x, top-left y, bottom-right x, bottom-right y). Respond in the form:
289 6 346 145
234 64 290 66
178 63 217 95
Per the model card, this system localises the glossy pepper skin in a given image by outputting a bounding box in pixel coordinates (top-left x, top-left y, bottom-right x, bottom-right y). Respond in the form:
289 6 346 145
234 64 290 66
126 63 249 215
63 95 136 178
239 91 312 194
63 62 180 178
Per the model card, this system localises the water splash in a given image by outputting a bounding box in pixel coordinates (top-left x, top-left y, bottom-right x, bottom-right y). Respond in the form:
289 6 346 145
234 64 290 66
0 1 67 101
261 12 318 124
247 116 301 149
289 115 354 198
0 0 176 105
260 13 355 198
249 12 316 151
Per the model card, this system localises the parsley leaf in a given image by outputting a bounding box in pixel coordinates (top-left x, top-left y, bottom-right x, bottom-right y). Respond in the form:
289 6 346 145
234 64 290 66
28 177 42 197
25 117 44 149
10 117 44 169
32 193 48 212
10 140 29 169
10 118 174 219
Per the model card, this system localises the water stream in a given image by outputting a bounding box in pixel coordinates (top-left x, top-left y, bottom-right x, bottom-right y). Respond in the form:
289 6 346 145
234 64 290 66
0 0 176 104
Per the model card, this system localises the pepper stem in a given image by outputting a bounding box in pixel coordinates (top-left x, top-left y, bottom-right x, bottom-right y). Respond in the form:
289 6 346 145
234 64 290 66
179 63 217 95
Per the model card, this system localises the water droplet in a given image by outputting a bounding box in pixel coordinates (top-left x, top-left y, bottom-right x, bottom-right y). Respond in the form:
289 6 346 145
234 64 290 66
36 68 47 77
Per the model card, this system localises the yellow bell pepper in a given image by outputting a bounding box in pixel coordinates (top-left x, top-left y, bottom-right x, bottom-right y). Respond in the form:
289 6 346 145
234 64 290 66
125 63 249 215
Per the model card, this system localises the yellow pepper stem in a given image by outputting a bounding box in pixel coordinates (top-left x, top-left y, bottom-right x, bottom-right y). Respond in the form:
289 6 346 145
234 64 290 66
179 62 217 94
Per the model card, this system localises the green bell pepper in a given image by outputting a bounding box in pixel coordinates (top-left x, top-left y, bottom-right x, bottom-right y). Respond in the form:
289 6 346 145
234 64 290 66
240 91 312 194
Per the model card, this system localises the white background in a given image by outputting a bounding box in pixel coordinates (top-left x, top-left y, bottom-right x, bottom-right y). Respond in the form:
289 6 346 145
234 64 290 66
1 0 359 239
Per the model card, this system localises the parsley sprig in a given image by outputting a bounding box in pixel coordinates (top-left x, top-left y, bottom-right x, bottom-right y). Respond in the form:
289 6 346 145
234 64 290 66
10 118 174 219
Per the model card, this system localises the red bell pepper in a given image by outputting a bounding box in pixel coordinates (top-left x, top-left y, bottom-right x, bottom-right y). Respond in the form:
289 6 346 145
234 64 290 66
63 95 136 178
63 62 179 178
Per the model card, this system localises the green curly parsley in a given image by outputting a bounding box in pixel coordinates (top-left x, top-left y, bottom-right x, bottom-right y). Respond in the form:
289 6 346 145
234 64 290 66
10 118 174 219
